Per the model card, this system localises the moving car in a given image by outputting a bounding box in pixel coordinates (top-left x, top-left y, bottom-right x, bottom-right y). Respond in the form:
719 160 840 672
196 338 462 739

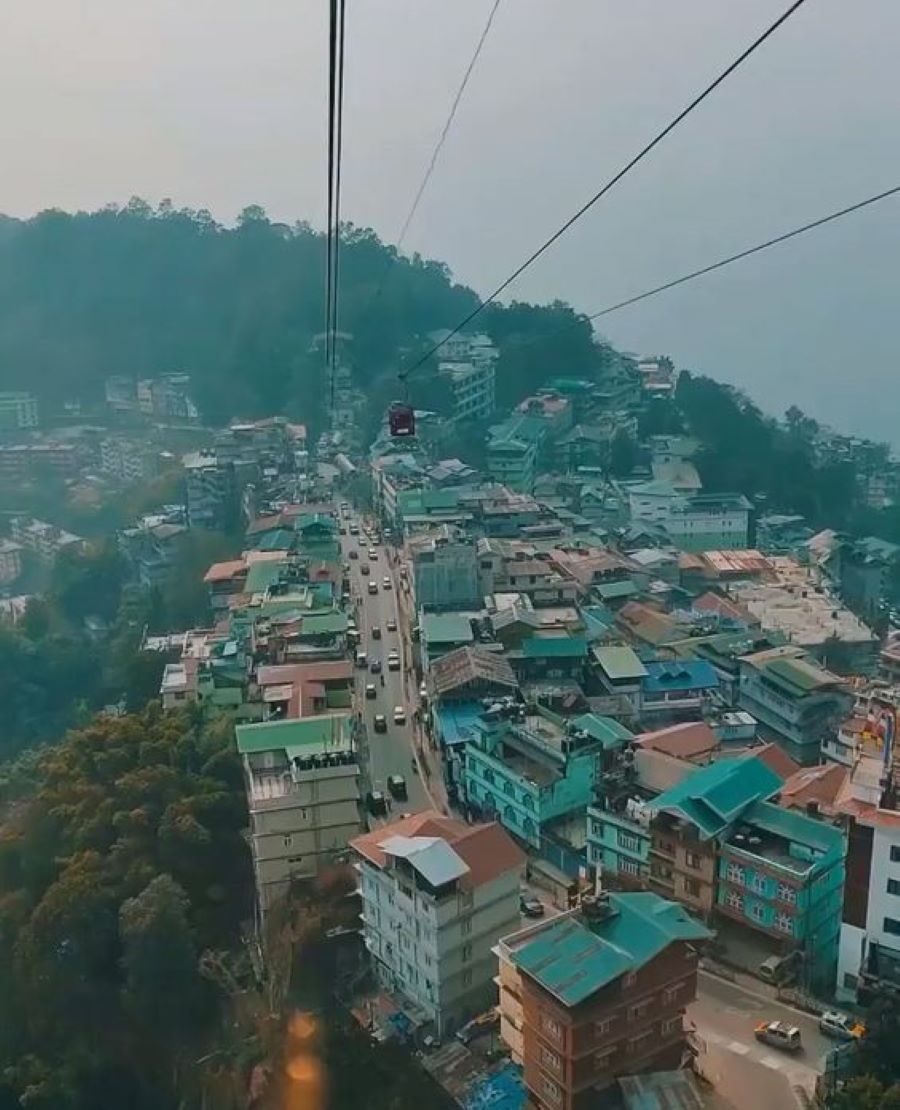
520 894 545 918
368 549 378 560
349 523 359 535
371 625 381 640
754 1021 802 1053
368 581 378 595
360 563 369 575
370 659 382 674
355 650 368 669
419 682 428 702
349 549 358 560
387 774 407 799
382 576 392 590
373 714 387 733
366 790 387 816
365 683 377 699
386 617 397 632
819 1011 866 1041
393 705 406 725
387 651 400 671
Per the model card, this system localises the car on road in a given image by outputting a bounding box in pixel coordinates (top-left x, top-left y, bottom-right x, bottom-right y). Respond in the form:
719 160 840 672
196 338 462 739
419 681 428 702
368 549 378 560
366 790 387 816
382 576 392 590
819 1011 866 1041
520 894 545 918
373 714 387 733
370 659 382 674
754 1021 802 1053
349 549 358 560
365 683 377 699
387 651 400 671
355 650 368 668
368 581 378 595
349 523 359 535
386 617 397 632
371 625 381 640
456 1009 499 1045
393 705 406 725
387 774 407 799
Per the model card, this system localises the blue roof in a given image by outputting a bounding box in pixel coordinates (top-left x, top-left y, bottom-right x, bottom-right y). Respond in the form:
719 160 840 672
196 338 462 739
643 659 720 694
513 892 710 1006
433 701 485 748
652 756 782 840
743 799 846 860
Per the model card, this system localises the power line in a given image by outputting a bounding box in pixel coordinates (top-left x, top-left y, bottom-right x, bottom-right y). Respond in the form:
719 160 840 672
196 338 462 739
400 0 809 382
362 0 502 322
331 0 347 378
325 0 338 399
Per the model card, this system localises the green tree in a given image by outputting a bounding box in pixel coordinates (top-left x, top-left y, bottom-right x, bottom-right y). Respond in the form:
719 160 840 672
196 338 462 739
608 428 637 477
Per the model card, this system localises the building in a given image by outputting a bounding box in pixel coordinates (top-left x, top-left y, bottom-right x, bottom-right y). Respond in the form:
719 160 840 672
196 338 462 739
0 391 38 431
351 810 524 1037
640 659 720 720
118 520 187 589
738 645 852 766
235 714 362 916
487 415 545 493
10 516 82 564
420 612 475 670
100 436 158 483
497 890 709 1109
438 353 496 424
664 493 752 552
0 539 23 584
183 451 238 531
410 532 481 610
0 441 82 483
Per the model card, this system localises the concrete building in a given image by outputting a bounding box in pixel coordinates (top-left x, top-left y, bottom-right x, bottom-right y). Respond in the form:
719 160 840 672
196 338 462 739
664 493 752 552
351 811 524 1037
10 516 82 563
497 891 709 1110
0 539 23 584
738 645 852 766
0 391 38 431
438 356 496 423
100 436 157 483
410 532 480 610
486 415 543 493
118 520 187 589
420 612 475 670
0 441 81 483
184 451 238 531
235 714 362 917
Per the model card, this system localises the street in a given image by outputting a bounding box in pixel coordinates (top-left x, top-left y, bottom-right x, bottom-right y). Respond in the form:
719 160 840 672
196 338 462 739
689 970 829 1108
339 519 434 816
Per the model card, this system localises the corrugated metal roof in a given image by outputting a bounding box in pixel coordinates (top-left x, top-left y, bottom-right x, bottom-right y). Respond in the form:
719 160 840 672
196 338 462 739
235 713 351 754
421 613 475 644
593 645 647 680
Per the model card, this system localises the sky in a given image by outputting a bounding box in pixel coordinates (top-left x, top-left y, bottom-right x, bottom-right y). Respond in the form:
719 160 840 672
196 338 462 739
1 0 898 442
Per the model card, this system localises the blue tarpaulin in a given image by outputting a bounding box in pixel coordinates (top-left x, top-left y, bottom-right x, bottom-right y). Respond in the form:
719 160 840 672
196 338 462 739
463 1063 526 1110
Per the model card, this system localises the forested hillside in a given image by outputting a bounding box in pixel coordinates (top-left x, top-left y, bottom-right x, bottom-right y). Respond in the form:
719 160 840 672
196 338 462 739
0 199 599 436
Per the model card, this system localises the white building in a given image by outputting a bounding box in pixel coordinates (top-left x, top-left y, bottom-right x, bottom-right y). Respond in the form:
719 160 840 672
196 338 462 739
10 516 82 564
235 715 362 918
0 392 38 431
0 539 23 584
100 436 156 483
439 360 496 423
351 811 524 1036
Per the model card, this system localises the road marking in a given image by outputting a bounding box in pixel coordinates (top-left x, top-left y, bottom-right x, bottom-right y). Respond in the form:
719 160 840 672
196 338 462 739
729 1042 751 1056
759 1054 786 1071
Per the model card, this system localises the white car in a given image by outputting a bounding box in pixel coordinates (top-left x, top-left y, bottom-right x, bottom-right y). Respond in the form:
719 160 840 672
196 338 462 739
382 576 392 590
818 1011 865 1041
387 651 400 671
393 705 406 725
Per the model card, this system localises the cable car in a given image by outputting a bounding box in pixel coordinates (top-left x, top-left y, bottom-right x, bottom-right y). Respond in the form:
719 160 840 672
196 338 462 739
388 402 415 438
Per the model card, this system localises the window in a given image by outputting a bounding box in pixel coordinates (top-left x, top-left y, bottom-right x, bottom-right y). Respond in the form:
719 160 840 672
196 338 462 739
460 917 472 935
618 831 642 853
541 1013 563 1043
594 1046 617 1069
541 1077 561 1105
725 890 743 912
461 943 472 962
628 1000 650 1022
684 878 701 898
462 969 473 987
662 1016 682 1036
726 862 744 884
540 1046 561 1072
282 835 293 848
888 879 900 897
503 780 515 797
891 846 900 863
594 1017 612 1037
621 857 641 877
884 917 900 936
663 983 682 1004
750 873 767 895
777 882 797 904
749 902 766 923
775 912 794 935
623 972 637 989
685 851 702 870
483 767 495 785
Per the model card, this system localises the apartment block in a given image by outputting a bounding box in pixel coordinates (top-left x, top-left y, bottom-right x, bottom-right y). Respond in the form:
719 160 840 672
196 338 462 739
0 391 38 431
410 532 481 610
235 714 362 917
497 891 709 1110
351 811 524 1037
184 451 238 531
0 539 23 584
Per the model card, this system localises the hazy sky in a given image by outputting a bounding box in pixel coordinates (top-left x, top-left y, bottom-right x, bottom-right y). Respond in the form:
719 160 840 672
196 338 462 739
1 1 898 442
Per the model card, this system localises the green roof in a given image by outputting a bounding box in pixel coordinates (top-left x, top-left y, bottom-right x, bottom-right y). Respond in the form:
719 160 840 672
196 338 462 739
299 611 348 635
764 656 838 695
252 528 296 552
593 644 647 680
295 513 335 533
245 561 287 593
596 579 638 601
522 636 587 659
652 756 782 840
235 713 352 755
421 613 474 644
570 713 633 749
514 892 710 1006
743 799 845 861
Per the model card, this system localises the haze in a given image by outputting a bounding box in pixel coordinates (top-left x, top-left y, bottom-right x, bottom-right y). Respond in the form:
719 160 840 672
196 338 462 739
1 0 897 442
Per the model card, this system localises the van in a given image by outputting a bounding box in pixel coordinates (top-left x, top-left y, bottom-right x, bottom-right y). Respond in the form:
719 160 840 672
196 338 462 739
758 953 799 985
355 650 368 669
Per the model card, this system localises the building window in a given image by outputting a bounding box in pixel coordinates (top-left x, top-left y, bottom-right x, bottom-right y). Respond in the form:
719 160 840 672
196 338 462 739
594 1017 612 1037
282 835 293 848
462 969 473 987
461 917 472 935
594 1046 617 1070
750 873 767 895
685 851 702 870
888 879 900 897
891 846 900 863
541 1013 563 1043
684 878 701 898
623 972 637 989
483 767 494 784
775 912 794 935
777 882 797 904
621 857 641 877
749 902 766 923
884 917 900 936
662 983 682 1004
541 1077 562 1105
461 943 472 962
540 1046 561 1072
724 890 743 912
662 1016 682 1037
503 780 515 797
726 862 744 884
618 830 642 853
628 1000 650 1022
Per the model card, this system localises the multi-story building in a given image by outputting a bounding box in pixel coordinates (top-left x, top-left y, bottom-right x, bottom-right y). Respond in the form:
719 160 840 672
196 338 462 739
497 890 709 1110
118 520 187 589
664 493 752 551
486 415 544 493
351 810 524 1037
10 516 82 564
183 451 238 531
0 442 81 483
410 531 480 610
0 391 38 431
100 436 158 483
235 714 362 918
738 644 852 766
0 539 23 584
438 358 496 423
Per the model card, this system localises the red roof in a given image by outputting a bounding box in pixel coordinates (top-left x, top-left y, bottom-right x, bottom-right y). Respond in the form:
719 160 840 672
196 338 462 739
636 721 718 762
257 660 353 685
753 742 800 781
694 591 752 624
350 811 525 891
778 762 847 817
203 559 247 583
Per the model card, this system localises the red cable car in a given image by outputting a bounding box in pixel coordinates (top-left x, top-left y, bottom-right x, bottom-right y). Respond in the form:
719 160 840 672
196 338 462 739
388 402 415 438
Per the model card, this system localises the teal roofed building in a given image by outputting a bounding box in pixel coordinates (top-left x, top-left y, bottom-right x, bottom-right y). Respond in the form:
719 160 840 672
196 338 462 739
420 612 475 671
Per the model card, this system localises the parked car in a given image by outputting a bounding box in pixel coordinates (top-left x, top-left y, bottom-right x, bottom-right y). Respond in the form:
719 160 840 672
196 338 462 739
366 790 387 816
456 1009 499 1045
393 705 406 725
373 714 387 733
383 576 392 590
368 549 378 560
371 625 381 640
355 650 368 669
386 617 397 632
360 563 369 575
754 1021 802 1053
520 894 545 918
387 651 400 671
370 659 382 674
819 1011 866 1041
349 549 358 560
365 683 377 699
368 581 378 595
387 774 407 799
